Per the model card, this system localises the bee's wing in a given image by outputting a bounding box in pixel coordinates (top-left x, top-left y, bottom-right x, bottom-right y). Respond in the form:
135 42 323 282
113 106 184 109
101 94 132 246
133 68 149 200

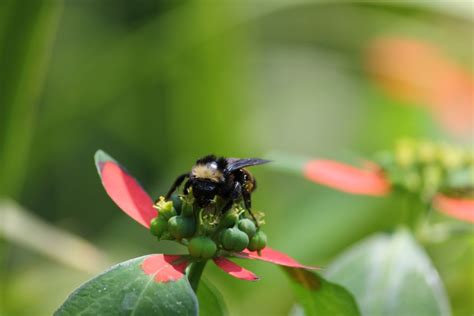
225 158 271 173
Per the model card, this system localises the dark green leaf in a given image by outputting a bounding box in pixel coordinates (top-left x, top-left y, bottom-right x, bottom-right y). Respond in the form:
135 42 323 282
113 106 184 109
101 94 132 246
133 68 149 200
55 255 198 316
284 267 360 316
197 279 228 316
326 228 451 316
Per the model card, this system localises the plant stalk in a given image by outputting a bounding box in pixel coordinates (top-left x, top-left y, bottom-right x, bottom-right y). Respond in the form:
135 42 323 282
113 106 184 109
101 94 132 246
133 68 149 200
187 260 207 292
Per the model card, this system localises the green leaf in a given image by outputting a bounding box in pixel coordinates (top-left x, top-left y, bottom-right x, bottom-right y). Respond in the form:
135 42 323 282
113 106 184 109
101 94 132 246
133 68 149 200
0 0 62 197
197 279 228 316
326 228 451 316
284 267 360 316
55 255 198 316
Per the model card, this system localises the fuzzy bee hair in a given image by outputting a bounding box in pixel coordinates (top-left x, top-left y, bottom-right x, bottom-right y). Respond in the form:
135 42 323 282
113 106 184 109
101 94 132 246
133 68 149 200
191 155 227 182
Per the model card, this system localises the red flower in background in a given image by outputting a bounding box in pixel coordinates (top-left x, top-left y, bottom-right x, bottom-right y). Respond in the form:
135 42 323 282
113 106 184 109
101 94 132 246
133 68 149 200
363 37 474 222
303 159 390 196
302 158 474 223
367 37 474 138
95 151 317 283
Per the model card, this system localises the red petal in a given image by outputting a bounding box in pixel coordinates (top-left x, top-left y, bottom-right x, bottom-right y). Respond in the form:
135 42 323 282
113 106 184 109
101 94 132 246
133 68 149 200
142 254 188 282
303 159 391 196
433 194 474 223
212 257 259 281
237 247 319 270
95 151 157 228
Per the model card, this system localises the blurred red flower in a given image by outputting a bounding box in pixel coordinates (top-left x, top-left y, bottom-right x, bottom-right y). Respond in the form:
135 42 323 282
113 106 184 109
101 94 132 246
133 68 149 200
303 158 473 223
367 37 473 137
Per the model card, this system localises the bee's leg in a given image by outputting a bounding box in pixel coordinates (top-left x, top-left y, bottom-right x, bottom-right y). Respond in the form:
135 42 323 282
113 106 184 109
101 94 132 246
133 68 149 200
221 199 233 213
242 190 259 228
162 173 189 201
230 181 242 200
183 179 192 194
219 181 241 213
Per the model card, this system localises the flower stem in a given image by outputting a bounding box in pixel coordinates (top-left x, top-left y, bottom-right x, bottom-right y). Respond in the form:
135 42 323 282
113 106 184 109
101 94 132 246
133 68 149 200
400 192 424 231
187 260 207 292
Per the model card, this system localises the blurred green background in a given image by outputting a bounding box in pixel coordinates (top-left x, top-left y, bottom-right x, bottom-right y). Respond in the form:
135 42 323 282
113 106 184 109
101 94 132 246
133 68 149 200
0 1 472 315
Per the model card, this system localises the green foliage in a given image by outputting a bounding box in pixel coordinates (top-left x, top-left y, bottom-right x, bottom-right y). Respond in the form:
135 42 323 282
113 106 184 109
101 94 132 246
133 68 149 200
197 280 228 316
55 256 198 316
0 0 62 198
326 229 451 316
284 268 360 316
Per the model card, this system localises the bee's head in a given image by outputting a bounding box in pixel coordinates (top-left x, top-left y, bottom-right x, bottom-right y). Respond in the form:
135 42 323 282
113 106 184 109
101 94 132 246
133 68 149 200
189 155 228 207
191 178 219 207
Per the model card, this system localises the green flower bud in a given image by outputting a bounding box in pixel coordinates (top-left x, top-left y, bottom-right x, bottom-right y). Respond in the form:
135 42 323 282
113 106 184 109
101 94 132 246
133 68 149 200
170 194 183 212
162 208 177 220
217 228 226 244
238 218 256 238
154 197 177 220
220 211 239 228
168 216 196 240
181 201 194 217
221 227 249 252
150 216 168 237
162 207 177 220
248 231 267 251
188 237 217 259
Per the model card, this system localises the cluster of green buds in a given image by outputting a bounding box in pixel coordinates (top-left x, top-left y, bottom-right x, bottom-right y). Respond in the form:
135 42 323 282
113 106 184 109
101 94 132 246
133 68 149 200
149 194 267 260
376 138 473 199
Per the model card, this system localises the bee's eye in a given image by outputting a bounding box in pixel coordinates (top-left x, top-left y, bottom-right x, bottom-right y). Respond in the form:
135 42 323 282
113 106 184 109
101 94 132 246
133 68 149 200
208 162 218 170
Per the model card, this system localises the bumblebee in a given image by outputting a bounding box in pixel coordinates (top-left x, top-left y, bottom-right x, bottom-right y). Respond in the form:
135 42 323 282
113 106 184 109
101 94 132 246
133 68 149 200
164 155 269 219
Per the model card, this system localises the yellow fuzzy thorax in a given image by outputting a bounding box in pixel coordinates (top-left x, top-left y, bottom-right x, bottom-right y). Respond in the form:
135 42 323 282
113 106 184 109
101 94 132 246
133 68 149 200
191 164 224 182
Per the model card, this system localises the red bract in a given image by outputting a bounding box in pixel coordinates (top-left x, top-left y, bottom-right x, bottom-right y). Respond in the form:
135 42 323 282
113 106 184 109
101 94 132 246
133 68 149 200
95 150 318 283
303 159 391 196
142 255 189 282
95 150 156 228
302 158 473 223
433 195 474 224
213 257 259 281
238 248 318 270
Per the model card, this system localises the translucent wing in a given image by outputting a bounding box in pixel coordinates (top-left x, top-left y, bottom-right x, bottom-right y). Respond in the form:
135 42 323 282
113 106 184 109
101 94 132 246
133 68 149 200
225 158 270 173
